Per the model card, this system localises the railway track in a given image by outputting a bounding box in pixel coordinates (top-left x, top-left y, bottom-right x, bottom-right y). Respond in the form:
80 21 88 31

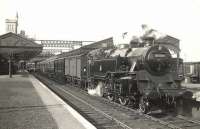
34 74 200 129
155 114 200 129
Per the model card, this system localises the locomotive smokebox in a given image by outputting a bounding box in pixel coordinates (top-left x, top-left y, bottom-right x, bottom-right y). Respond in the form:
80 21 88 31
143 45 172 76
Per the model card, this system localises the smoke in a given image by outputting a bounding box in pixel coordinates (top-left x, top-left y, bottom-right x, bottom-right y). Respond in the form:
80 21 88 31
192 91 200 101
88 81 103 97
141 24 167 40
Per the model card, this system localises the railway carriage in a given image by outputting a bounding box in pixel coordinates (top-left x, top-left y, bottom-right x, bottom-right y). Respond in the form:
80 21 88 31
64 54 88 88
37 56 56 77
54 58 65 82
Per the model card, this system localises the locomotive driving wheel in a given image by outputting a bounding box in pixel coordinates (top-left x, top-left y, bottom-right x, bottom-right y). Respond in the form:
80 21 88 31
119 97 129 106
107 94 114 101
139 97 150 114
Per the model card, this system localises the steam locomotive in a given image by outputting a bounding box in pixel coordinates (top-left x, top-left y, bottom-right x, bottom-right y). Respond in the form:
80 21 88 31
31 36 190 113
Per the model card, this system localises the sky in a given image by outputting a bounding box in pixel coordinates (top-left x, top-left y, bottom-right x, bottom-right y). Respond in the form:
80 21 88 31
0 0 200 62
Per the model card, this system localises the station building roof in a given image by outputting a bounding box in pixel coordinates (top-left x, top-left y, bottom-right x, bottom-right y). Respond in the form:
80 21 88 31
0 32 42 60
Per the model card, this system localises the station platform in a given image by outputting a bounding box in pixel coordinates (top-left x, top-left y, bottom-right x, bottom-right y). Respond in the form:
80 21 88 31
0 72 95 129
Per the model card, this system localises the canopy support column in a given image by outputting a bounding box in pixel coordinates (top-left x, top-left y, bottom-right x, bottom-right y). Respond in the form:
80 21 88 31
9 53 13 78
177 52 180 71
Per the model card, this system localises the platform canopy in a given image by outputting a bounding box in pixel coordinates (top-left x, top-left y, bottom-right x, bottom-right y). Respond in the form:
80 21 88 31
0 32 42 61
140 26 180 54
155 35 180 54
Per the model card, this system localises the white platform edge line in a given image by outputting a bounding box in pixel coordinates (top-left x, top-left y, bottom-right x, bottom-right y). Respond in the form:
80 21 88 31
30 75 97 129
